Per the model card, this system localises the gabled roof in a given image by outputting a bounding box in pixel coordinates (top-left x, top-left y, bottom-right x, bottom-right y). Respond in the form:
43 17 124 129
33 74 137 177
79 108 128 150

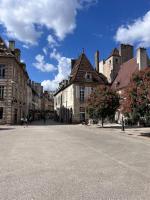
110 48 120 57
111 58 139 90
106 48 120 60
70 52 107 84
54 52 107 96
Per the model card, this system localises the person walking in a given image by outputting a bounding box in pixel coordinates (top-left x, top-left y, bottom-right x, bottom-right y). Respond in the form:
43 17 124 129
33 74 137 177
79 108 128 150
121 116 125 131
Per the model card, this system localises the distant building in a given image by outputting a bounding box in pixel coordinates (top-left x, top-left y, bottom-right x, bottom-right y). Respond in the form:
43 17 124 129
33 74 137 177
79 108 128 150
0 37 29 124
41 91 54 119
0 36 45 124
28 80 43 121
54 51 107 123
99 44 133 83
111 47 150 123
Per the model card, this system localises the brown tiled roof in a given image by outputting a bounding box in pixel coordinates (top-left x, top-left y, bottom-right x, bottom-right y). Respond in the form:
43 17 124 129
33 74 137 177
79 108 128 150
54 52 107 96
111 58 139 90
110 48 120 57
70 52 107 84
106 48 120 60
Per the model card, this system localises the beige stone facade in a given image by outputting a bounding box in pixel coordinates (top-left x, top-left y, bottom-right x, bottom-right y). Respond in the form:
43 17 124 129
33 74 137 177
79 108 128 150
111 46 150 123
42 91 54 118
54 52 107 123
0 38 28 124
0 36 44 124
54 84 97 123
99 44 133 83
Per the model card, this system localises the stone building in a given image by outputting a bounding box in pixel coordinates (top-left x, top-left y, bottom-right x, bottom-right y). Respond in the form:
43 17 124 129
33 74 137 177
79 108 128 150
99 44 133 83
111 47 150 123
54 51 107 123
41 91 54 119
27 80 43 121
0 37 29 124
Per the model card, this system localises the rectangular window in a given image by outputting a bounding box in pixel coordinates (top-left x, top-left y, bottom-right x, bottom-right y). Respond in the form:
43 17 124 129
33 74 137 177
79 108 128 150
0 64 5 78
0 86 4 99
80 87 85 103
0 107 3 119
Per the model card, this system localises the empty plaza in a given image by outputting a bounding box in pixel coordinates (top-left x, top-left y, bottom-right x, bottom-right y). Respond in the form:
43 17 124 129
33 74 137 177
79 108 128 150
0 123 150 200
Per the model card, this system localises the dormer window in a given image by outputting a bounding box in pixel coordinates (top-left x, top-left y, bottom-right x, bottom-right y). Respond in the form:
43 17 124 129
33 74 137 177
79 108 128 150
85 72 92 81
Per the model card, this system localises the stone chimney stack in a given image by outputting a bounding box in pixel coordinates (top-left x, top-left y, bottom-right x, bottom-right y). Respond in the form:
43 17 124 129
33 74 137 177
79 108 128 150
95 50 99 72
14 48 21 62
119 44 134 64
9 40 15 51
71 59 76 70
136 47 148 70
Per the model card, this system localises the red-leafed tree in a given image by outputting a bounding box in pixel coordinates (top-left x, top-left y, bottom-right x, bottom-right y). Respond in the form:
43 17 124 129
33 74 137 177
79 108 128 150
121 67 150 125
87 85 120 127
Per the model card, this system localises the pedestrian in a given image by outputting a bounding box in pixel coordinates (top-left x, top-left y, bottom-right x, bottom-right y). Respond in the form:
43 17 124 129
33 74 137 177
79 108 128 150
121 116 125 131
24 117 28 127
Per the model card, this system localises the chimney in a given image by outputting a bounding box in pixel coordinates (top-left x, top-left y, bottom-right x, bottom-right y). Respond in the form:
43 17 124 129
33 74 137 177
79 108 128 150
14 48 21 62
119 44 134 64
71 59 76 70
95 50 99 72
21 63 26 71
9 40 15 51
136 47 148 70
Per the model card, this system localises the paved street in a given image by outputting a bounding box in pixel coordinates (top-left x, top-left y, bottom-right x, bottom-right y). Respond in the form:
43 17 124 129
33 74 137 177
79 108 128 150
0 122 150 200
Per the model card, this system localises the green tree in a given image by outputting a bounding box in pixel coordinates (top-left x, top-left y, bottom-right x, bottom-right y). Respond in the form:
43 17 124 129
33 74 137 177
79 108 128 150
122 68 150 125
87 85 120 127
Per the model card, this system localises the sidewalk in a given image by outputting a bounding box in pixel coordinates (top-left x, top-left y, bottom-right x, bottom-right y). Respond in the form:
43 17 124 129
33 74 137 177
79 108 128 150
85 123 150 139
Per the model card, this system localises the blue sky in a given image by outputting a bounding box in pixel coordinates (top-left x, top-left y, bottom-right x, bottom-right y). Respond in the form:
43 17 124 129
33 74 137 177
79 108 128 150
0 0 150 90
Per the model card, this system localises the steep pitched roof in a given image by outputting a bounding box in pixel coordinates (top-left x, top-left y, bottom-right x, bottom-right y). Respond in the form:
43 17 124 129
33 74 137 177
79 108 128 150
106 48 120 60
54 52 108 96
110 48 120 57
70 52 107 84
111 58 139 90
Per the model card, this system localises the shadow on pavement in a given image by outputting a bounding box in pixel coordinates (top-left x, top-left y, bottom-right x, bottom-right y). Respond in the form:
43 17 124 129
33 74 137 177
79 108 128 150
0 128 15 131
96 126 122 130
139 132 150 138
29 120 76 126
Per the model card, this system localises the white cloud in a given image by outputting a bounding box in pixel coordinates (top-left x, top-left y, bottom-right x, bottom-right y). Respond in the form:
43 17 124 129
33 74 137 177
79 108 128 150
43 47 48 55
0 0 96 44
47 35 58 48
42 49 71 91
23 44 29 49
33 54 56 72
115 11 150 47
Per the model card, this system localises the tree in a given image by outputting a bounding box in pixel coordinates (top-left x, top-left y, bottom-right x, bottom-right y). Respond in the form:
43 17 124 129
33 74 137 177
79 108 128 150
121 68 150 125
87 85 120 127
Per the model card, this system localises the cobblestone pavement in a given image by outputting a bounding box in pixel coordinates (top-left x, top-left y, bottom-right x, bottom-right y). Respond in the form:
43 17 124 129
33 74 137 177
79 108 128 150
0 121 150 200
